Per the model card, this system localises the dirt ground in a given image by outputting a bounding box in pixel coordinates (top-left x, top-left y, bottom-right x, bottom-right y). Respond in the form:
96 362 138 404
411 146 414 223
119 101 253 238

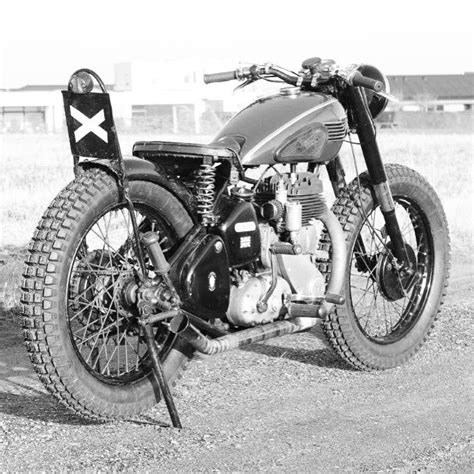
0 262 472 472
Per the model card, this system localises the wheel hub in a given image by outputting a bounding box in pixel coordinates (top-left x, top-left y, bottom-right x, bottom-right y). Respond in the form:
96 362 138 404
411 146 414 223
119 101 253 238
377 243 417 301
115 273 138 317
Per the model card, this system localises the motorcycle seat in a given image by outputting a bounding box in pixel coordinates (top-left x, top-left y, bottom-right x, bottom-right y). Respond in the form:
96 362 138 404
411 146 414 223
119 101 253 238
132 140 239 160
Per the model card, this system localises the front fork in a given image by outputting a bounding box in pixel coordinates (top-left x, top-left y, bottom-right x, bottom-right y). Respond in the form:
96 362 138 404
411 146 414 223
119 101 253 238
346 87 410 269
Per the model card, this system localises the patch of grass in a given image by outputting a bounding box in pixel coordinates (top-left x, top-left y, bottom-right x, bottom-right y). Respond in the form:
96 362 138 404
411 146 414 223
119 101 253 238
0 133 210 249
339 131 473 260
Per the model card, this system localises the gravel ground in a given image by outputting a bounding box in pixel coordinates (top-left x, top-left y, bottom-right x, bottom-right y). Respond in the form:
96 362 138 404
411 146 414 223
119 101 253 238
0 263 472 472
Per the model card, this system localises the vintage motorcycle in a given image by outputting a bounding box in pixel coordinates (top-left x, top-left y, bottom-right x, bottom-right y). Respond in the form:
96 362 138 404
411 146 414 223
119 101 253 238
21 58 450 427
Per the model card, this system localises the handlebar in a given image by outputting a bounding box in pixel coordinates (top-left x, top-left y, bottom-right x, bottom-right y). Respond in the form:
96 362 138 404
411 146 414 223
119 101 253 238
203 70 237 84
350 71 383 92
203 62 385 93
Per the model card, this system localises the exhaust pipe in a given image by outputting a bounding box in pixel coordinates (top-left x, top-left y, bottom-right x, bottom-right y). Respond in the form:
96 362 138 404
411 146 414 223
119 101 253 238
170 312 302 356
291 209 346 330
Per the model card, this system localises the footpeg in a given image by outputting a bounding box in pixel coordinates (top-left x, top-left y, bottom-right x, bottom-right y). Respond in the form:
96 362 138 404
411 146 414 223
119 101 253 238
270 242 302 255
287 303 327 318
325 293 345 305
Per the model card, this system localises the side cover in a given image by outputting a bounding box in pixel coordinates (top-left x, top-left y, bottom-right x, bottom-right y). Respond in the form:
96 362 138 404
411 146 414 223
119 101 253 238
172 234 230 319
216 198 261 266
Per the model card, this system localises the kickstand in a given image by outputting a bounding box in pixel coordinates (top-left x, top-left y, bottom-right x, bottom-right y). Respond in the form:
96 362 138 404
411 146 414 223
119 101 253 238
143 324 182 429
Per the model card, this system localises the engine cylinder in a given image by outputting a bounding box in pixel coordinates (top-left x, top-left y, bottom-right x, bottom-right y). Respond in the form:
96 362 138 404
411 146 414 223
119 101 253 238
255 172 327 225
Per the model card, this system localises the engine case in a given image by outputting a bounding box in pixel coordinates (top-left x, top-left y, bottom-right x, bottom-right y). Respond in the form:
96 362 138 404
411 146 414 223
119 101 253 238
259 222 326 299
227 274 291 327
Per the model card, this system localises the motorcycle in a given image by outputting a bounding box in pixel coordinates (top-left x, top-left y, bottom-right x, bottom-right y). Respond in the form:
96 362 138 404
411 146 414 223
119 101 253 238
21 58 450 427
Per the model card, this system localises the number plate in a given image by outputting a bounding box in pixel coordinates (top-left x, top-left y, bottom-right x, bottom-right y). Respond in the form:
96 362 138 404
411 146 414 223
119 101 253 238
62 90 119 160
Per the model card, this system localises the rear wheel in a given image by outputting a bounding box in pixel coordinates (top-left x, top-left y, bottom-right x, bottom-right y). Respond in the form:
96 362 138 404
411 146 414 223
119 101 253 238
21 169 195 420
320 164 450 370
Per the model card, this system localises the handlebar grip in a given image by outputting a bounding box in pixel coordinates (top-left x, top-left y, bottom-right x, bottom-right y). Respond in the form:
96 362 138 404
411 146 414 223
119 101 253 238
351 71 384 92
203 71 237 84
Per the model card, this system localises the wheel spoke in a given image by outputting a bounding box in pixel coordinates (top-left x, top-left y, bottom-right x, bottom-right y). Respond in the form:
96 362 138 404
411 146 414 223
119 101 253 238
89 228 129 267
67 201 177 381
347 196 432 341
70 278 116 321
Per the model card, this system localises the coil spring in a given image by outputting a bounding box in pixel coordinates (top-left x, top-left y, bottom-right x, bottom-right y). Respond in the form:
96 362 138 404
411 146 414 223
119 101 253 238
196 164 216 225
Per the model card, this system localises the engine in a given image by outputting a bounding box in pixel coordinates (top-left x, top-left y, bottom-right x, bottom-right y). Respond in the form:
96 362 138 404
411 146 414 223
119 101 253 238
255 172 327 227
224 171 328 327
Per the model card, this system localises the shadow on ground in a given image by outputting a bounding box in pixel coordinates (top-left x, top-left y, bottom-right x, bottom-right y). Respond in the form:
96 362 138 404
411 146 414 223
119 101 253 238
241 340 353 370
0 305 95 425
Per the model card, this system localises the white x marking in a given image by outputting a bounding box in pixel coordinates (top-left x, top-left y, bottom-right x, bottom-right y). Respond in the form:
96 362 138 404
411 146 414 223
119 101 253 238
70 106 108 143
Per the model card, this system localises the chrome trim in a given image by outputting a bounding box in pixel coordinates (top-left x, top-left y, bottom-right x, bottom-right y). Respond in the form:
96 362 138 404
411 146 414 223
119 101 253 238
279 86 301 96
242 98 338 164
324 119 348 142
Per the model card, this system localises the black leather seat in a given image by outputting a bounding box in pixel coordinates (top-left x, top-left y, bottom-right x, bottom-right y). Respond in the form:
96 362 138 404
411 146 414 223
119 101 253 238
133 139 240 160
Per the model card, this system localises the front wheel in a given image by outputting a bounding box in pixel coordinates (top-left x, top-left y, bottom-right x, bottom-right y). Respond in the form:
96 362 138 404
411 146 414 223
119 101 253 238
321 164 450 370
21 169 195 420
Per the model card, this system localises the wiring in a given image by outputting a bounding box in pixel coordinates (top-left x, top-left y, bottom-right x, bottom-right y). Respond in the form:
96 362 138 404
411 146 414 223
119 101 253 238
251 164 281 192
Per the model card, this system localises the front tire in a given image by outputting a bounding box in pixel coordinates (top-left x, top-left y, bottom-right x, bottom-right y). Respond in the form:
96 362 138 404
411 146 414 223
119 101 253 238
21 169 195 420
321 164 450 370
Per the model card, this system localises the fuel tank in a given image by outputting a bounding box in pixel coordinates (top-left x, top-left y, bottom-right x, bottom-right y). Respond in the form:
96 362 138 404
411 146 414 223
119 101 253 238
213 89 347 166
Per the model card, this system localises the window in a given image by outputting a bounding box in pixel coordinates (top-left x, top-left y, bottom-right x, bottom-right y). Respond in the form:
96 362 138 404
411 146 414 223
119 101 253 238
0 106 46 132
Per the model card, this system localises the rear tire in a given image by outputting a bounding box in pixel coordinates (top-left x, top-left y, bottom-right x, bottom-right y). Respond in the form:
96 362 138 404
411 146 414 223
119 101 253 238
21 169 195 420
320 164 450 370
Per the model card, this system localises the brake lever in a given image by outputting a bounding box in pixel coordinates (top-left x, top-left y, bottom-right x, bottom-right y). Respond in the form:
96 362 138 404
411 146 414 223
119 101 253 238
335 64 399 102
233 78 255 92
374 90 399 103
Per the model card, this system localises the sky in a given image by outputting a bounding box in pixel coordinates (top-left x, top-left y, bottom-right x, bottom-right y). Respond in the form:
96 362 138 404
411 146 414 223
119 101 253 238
0 0 472 88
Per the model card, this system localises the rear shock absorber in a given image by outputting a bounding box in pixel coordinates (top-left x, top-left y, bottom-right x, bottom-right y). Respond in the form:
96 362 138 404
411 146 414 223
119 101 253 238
196 162 216 226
